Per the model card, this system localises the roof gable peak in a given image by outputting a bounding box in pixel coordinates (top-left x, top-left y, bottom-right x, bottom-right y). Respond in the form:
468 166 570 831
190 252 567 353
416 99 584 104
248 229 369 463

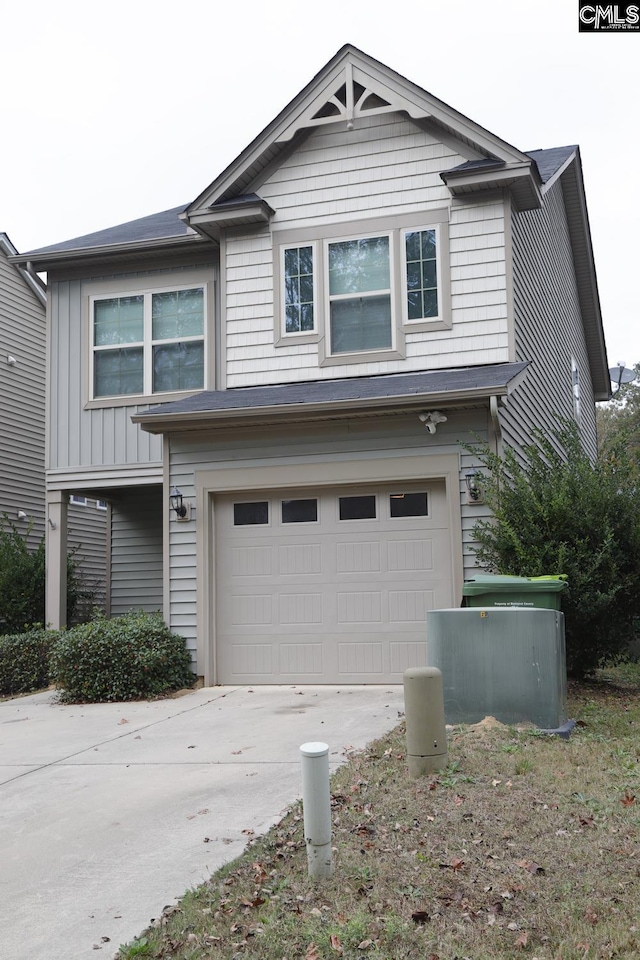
186 45 529 220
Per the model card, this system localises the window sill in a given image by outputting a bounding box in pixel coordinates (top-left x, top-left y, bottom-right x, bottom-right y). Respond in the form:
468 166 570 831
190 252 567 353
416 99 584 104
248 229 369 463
320 347 405 367
84 388 205 411
274 331 321 348
403 317 451 334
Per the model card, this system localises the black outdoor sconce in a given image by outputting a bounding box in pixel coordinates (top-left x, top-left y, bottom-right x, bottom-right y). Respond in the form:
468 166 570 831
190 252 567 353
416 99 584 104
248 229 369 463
465 470 484 504
170 486 189 519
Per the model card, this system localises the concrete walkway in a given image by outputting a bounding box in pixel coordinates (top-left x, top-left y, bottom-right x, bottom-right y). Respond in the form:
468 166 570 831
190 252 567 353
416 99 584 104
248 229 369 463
0 684 404 960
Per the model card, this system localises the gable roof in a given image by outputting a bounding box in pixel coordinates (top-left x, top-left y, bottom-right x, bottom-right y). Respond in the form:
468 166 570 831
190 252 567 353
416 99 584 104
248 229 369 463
133 363 530 433
184 43 542 230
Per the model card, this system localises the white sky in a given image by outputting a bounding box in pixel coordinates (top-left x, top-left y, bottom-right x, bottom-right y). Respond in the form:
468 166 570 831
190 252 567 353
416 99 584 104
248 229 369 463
1 0 637 375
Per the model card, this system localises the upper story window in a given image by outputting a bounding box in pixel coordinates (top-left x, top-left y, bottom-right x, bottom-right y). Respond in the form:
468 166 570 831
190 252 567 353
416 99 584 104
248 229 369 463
91 286 205 399
275 211 450 364
284 246 315 333
328 235 392 353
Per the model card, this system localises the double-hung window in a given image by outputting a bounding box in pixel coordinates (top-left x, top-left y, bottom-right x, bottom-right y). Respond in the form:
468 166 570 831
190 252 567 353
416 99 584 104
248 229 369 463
276 211 449 362
91 286 205 399
328 235 392 353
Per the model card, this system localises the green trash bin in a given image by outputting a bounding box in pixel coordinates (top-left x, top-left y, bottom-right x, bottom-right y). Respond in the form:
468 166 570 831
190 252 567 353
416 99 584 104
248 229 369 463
462 574 567 610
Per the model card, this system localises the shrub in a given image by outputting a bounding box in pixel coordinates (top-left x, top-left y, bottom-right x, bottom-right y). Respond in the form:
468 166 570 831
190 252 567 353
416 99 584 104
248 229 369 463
469 419 640 677
0 628 60 695
50 611 194 702
0 515 88 634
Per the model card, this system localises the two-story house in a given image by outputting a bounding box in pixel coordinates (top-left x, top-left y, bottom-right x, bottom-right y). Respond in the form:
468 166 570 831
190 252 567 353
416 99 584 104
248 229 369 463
15 45 609 684
1 232 107 620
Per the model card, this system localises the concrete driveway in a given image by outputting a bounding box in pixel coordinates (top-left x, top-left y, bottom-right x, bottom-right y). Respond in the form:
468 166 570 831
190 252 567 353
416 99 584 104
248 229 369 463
0 684 404 960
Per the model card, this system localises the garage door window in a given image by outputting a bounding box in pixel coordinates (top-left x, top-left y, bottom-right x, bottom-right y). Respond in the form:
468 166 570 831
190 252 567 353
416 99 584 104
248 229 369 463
281 499 318 523
339 495 377 521
233 502 269 526
389 492 429 518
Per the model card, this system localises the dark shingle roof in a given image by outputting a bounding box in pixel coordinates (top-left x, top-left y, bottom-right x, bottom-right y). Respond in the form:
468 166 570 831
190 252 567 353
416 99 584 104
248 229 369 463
526 145 577 183
135 362 529 429
444 145 577 184
24 204 191 256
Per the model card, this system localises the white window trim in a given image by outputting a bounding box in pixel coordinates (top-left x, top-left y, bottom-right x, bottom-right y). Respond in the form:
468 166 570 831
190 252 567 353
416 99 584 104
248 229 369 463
278 242 319 342
81 268 212 410
272 209 451 366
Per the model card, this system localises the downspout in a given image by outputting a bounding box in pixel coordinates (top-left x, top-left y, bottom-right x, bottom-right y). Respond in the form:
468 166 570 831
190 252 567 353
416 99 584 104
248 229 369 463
490 395 503 456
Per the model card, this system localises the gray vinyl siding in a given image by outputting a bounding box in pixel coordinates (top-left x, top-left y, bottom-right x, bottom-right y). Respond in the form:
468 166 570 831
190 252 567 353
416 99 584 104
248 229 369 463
166 411 490 662
109 486 163 616
68 499 108 619
502 178 598 460
0 247 46 544
223 115 510 387
47 262 216 471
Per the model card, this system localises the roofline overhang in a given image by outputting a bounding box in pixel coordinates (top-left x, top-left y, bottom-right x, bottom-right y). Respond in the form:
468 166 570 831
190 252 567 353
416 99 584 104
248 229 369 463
441 160 542 211
132 376 526 435
9 233 210 272
181 198 275 242
0 234 47 304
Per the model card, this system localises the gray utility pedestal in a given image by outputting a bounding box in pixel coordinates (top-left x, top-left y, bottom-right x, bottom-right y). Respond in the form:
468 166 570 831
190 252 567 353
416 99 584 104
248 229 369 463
427 607 567 729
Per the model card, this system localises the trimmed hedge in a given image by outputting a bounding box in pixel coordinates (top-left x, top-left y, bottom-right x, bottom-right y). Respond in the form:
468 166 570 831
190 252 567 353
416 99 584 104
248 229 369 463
0 628 59 695
50 611 194 703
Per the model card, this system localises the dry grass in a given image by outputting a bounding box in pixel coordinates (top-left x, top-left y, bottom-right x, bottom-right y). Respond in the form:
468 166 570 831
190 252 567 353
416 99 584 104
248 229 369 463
117 665 640 960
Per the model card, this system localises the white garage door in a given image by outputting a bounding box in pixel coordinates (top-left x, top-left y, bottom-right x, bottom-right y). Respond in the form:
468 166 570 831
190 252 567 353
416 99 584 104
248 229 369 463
214 482 452 684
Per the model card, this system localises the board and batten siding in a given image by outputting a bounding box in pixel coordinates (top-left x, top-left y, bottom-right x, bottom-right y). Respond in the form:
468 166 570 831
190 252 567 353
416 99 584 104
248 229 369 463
166 411 490 666
68 499 108 618
109 486 163 617
0 246 46 542
223 113 510 387
47 260 216 472
501 180 598 460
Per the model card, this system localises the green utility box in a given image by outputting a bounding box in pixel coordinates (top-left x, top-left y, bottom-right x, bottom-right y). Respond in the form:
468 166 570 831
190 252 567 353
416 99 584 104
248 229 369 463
462 574 566 610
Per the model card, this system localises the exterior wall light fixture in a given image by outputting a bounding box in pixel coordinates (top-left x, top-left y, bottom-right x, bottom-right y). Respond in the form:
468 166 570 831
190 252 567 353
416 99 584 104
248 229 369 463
465 470 484 505
170 486 190 520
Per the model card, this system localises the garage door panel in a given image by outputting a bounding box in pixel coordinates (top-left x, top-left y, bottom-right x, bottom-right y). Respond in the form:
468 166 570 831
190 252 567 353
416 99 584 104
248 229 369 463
215 481 453 683
278 543 323 575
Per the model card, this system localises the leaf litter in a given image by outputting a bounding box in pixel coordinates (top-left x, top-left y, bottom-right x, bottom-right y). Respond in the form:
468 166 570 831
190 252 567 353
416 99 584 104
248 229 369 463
116 668 640 959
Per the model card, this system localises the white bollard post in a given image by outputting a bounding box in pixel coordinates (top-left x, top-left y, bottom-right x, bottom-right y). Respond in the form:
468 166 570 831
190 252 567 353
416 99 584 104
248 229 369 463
300 741 333 879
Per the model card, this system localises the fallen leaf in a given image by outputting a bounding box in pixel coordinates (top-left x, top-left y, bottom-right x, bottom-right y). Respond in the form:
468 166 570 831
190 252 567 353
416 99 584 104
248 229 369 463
305 944 320 960
330 933 343 953
516 859 545 874
118 718 128 725
242 828 255 836
620 791 636 807
515 931 529 948
358 939 374 949
451 857 465 871
584 907 598 925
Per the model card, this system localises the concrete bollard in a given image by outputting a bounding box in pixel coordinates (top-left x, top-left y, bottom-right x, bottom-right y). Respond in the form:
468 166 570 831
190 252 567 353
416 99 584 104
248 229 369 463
300 741 334 879
403 667 448 777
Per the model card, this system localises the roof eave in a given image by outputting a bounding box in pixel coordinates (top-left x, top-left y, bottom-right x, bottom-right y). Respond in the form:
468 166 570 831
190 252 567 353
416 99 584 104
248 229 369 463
9 233 210 272
132 379 524 435
442 162 542 211
558 152 610 399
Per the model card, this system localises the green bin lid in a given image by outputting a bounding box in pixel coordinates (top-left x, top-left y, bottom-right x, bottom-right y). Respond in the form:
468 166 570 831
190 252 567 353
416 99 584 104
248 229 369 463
462 575 567 595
